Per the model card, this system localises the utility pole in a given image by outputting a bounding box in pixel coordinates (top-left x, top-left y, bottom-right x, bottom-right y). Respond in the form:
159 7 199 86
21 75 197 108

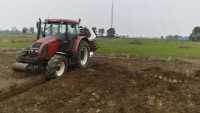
107 0 116 38
111 0 114 28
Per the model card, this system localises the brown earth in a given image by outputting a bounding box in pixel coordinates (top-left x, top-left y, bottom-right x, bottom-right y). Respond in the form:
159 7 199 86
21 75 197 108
0 50 199 113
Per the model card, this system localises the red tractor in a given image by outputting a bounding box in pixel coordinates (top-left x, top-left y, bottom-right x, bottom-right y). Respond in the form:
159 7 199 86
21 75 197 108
13 19 97 80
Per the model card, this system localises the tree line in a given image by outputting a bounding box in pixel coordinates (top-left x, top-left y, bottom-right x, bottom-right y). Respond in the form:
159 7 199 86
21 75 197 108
0 27 35 34
92 27 116 38
2 26 116 37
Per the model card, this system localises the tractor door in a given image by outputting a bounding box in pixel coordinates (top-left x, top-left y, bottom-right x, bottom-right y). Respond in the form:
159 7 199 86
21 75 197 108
59 24 67 40
59 24 68 51
67 24 79 48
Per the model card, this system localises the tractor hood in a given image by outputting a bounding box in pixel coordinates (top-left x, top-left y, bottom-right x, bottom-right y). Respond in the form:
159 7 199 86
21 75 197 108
32 36 60 59
31 36 60 50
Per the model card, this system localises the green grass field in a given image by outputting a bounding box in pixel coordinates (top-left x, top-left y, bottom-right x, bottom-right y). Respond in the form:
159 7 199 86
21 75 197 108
97 38 200 59
1 33 200 59
0 38 33 48
0 33 34 48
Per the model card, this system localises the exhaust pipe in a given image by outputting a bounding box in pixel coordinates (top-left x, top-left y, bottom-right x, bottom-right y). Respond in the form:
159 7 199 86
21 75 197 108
12 63 28 72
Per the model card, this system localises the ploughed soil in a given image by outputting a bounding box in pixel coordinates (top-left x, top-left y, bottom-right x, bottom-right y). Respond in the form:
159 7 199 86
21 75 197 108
0 49 200 113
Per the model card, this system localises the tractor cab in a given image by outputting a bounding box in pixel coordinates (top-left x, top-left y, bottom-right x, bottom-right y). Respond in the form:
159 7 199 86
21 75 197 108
36 19 82 50
37 19 80 45
44 19 79 40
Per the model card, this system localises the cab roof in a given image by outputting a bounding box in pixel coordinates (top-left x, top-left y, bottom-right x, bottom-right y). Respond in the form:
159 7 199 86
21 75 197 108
45 19 80 24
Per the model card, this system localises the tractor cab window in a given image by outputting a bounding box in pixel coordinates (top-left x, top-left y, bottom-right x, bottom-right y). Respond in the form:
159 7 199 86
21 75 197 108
44 24 67 40
45 24 60 36
59 24 67 41
60 24 66 34
67 24 78 40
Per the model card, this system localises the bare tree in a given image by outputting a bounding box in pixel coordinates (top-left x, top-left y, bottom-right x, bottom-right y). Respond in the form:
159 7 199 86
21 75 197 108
190 26 200 41
29 27 35 34
107 28 116 37
11 27 19 33
22 27 28 34
98 28 105 37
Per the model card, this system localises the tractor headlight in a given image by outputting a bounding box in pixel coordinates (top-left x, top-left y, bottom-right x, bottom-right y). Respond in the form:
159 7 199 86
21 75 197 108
34 49 39 53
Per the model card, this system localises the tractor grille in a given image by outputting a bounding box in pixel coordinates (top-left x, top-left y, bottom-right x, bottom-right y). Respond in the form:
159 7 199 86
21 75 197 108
24 49 39 57
32 43 41 49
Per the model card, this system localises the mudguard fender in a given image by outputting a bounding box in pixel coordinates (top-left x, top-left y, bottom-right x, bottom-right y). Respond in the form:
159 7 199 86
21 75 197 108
73 36 88 54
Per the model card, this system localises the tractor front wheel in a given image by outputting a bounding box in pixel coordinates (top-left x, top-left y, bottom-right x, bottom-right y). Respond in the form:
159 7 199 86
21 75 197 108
46 55 67 80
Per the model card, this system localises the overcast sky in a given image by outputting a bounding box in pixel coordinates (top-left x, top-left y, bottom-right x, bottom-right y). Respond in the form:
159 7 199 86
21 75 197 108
0 0 199 37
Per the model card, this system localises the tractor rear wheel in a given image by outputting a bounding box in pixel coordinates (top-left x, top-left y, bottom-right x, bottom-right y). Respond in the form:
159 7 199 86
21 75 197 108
77 41 90 68
46 55 67 80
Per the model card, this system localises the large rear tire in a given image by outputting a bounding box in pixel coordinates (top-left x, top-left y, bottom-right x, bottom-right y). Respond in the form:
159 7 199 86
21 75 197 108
77 41 90 68
46 55 67 80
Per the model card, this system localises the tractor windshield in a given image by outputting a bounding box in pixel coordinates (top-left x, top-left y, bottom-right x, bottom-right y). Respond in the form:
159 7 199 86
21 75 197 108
42 22 79 41
44 24 66 37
